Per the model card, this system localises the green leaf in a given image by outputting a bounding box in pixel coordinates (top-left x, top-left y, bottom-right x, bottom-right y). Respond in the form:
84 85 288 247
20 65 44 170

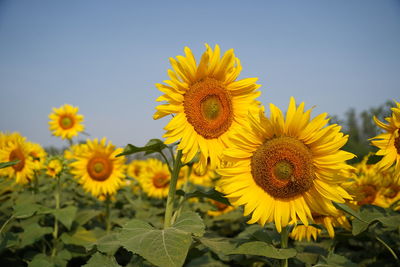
333 202 366 223
20 223 53 247
295 252 319 265
83 252 120 267
52 206 78 230
116 139 167 157
96 233 121 255
74 209 101 226
173 211 205 237
228 241 297 259
351 205 395 235
198 237 237 255
61 227 97 247
0 232 18 251
0 160 20 169
13 202 42 219
119 219 192 267
28 254 55 267
176 189 230 206
316 253 357 267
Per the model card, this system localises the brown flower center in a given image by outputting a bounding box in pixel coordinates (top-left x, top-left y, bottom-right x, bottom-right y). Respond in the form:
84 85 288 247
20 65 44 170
184 78 233 139
59 115 74 130
357 184 377 205
251 136 315 199
152 172 170 188
9 148 25 172
87 156 113 181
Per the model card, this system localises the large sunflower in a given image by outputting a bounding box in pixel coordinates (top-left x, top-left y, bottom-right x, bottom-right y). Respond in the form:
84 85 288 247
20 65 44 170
70 138 126 198
371 100 400 182
154 44 261 170
49 104 84 140
0 132 35 184
218 97 354 232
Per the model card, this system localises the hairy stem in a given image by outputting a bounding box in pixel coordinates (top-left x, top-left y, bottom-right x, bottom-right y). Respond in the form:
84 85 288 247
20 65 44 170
164 150 183 228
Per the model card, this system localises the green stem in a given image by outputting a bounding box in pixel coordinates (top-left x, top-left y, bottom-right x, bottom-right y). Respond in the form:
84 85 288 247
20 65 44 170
52 176 61 257
280 226 289 267
171 164 192 223
67 138 74 147
105 195 112 233
160 151 172 174
164 150 183 228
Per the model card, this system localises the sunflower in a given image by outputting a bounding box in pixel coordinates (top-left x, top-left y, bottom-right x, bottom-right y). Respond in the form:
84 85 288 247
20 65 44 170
70 138 126 198
0 132 35 184
154 44 261 170
48 104 84 140
127 160 146 180
218 97 354 232
189 162 217 187
46 158 63 178
29 142 47 170
290 214 350 242
345 155 395 207
207 200 235 217
64 143 87 160
139 158 172 199
371 100 400 182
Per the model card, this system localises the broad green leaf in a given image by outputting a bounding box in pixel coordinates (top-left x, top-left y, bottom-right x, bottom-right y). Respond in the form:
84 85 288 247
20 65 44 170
176 189 230 206
0 160 20 169
119 219 192 267
333 202 366 222
198 237 237 255
74 209 101 226
13 202 42 219
96 233 121 255
185 253 229 267
172 211 205 237
52 206 78 230
28 254 55 267
316 253 357 267
83 252 120 267
295 252 319 265
20 223 53 247
61 227 97 247
0 232 18 251
228 241 297 259
351 205 394 235
377 215 400 228
116 139 167 157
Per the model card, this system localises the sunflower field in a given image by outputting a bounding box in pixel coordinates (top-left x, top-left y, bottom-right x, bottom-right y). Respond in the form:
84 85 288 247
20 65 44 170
1 45 399 267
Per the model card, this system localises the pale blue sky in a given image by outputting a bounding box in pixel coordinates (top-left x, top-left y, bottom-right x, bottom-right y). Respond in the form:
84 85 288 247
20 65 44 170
0 0 399 148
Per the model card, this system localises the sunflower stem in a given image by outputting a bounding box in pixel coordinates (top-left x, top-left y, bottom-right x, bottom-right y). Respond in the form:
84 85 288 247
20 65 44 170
280 226 289 267
164 149 183 228
105 194 112 233
51 175 61 257
171 164 192 223
160 151 173 174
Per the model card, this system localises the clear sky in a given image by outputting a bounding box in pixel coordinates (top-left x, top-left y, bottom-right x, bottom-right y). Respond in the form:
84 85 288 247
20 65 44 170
0 0 399 148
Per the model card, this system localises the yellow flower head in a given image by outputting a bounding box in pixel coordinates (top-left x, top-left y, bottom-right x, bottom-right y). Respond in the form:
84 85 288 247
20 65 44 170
290 213 350 241
218 97 354 232
346 155 398 207
127 160 146 180
0 132 35 184
48 104 84 140
70 138 126 198
154 44 261 171
46 158 63 178
189 162 217 187
207 200 235 217
28 142 47 170
139 158 172 199
371 100 400 182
